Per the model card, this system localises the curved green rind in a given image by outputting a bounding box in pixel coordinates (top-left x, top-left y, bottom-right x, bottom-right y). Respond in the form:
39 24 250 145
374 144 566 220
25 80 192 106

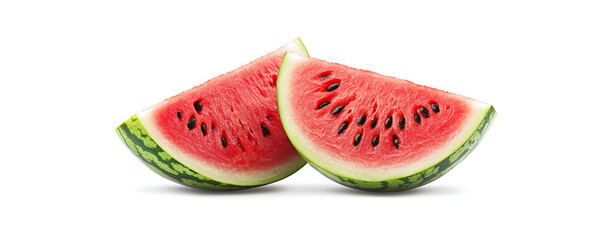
115 115 253 191
305 106 497 192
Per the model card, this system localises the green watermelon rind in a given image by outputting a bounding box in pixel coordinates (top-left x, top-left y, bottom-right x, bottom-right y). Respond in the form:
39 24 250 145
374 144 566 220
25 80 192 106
116 115 253 190
302 107 496 192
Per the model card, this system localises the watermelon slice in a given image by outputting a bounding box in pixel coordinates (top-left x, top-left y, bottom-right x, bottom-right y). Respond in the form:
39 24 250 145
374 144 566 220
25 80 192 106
116 39 309 190
277 53 496 192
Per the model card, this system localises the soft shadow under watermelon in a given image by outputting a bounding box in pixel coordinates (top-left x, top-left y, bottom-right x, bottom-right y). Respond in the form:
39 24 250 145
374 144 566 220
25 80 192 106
138 184 286 196
274 183 463 196
138 183 462 196
325 184 464 196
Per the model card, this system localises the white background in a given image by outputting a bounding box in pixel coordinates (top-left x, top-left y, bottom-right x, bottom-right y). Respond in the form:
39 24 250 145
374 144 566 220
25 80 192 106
1 0 602 239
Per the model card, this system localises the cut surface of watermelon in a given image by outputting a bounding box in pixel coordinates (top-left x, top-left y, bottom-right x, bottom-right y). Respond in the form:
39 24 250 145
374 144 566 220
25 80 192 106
116 39 308 190
277 53 495 191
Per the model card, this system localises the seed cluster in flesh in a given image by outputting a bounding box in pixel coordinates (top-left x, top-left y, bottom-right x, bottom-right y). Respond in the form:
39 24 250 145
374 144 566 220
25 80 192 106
149 48 306 174
314 73 441 149
149 54 306 174
178 96 276 150
170 63 292 157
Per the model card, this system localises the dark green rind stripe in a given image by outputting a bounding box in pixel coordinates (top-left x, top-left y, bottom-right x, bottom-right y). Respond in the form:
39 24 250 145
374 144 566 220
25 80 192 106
307 106 497 192
116 115 254 191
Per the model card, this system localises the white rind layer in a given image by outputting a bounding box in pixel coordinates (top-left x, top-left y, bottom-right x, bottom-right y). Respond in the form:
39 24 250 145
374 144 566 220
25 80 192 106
277 53 492 181
136 39 308 186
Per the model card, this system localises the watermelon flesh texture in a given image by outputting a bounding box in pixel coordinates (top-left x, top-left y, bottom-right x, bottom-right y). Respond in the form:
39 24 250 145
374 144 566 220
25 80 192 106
277 53 496 191
116 39 308 190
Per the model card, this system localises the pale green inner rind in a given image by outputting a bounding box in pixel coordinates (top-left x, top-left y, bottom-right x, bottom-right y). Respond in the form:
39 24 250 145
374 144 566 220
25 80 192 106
289 37 310 57
127 39 309 187
277 53 495 186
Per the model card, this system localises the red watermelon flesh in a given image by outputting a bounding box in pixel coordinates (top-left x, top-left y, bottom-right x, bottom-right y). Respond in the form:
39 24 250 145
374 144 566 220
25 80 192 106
121 39 308 188
277 53 494 186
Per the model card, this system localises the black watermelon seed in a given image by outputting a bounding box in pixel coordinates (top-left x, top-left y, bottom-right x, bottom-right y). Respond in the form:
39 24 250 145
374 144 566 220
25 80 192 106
371 119 378 128
385 116 392 129
354 133 362 146
318 101 331 109
261 124 270 136
320 74 329 79
358 115 367 125
201 123 207 136
414 113 421 124
187 117 196 129
393 137 400 149
326 83 340 92
177 111 182 119
431 103 440 113
399 117 406 130
331 105 345 115
221 137 227 147
419 107 429 118
338 121 349 134
194 101 203 111
372 136 380 147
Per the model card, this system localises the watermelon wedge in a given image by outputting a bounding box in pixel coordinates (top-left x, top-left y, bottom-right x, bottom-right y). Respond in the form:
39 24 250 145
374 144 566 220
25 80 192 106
116 39 309 190
277 53 496 192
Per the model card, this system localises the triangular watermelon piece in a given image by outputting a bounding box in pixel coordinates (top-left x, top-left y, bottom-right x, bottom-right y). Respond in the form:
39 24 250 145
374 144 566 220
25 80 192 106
116 39 309 190
277 53 495 192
